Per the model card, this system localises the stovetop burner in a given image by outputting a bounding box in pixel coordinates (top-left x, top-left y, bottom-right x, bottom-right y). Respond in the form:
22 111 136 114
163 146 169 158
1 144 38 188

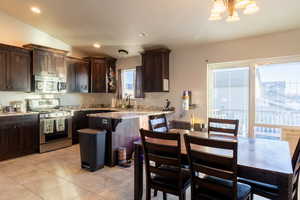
27 98 72 119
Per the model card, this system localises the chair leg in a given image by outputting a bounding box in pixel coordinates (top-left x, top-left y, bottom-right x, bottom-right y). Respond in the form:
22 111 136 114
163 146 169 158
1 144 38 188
146 186 151 200
163 192 167 200
179 192 185 200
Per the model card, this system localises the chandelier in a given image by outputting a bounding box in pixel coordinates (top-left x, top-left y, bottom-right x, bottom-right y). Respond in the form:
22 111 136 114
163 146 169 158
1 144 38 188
209 0 259 22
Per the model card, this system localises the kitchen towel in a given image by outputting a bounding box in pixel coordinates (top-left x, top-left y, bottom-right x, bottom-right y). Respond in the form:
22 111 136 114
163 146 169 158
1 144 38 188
56 118 65 132
43 119 54 134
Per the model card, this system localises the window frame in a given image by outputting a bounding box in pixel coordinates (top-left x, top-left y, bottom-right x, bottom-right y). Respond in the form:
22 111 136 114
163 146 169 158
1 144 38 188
121 68 136 99
208 55 300 138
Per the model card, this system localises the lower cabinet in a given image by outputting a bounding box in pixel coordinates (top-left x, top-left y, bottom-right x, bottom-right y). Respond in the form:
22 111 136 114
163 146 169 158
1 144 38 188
0 115 39 161
72 110 113 144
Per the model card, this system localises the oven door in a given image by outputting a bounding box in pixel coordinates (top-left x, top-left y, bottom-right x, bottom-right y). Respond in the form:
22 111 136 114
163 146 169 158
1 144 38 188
40 118 69 144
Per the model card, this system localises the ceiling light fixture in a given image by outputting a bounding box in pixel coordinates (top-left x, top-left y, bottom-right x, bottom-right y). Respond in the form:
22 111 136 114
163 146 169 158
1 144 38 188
118 49 129 56
139 32 148 37
31 7 41 14
93 43 101 48
209 0 259 22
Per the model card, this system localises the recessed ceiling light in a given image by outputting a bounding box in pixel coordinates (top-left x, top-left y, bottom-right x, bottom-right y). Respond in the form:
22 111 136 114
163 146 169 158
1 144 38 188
139 32 148 37
31 7 41 14
93 43 101 48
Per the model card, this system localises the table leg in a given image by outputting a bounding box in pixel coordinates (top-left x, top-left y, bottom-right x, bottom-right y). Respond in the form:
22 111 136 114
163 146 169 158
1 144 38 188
278 173 293 200
134 143 143 200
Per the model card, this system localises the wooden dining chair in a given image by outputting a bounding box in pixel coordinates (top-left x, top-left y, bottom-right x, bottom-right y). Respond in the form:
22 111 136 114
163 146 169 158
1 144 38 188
140 129 191 200
184 134 252 200
208 118 239 137
239 138 300 200
149 114 169 132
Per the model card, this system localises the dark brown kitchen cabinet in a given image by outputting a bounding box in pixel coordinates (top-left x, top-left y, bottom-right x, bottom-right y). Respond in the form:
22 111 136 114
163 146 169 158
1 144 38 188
23 44 68 78
66 57 90 93
0 43 31 92
0 47 8 90
86 57 116 93
8 48 31 91
53 53 66 78
90 58 107 93
0 115 39 161
33 49 54 75
142 48 170 92
76 62 90 93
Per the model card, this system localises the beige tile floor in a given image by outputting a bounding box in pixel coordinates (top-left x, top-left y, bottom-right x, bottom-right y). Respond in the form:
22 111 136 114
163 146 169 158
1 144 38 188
0 145 266 200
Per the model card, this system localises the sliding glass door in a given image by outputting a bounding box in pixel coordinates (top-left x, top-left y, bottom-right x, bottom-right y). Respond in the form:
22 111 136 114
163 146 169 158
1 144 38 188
208 57 300 138
254 62 300 139
208 66 249 137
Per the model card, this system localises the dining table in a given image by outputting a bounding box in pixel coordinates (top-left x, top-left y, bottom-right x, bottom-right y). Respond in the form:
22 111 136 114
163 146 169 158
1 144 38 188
133 129 294 200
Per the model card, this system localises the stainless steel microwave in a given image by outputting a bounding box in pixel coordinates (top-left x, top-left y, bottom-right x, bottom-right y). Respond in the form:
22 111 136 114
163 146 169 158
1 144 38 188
34 75 67 94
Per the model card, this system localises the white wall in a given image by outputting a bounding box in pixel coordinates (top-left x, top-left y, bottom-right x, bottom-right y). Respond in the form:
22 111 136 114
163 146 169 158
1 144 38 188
117 29 300 121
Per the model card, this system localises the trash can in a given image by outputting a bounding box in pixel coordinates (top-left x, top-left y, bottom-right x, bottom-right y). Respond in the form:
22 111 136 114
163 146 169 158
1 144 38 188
78 129 106 172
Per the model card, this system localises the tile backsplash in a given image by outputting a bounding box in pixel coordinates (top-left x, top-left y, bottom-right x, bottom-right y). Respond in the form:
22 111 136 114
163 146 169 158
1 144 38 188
0 92 113 108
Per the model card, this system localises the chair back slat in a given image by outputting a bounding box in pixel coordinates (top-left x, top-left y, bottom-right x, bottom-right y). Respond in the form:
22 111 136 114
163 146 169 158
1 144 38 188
148 153 180 166
193 163 235 180
191 150 235 171
149 166 179 177
189 136 236 150
140 129 183 188
149 114 169 132
208 118 239 137
146 142 178 155
184 134 238 200
292 139 300 200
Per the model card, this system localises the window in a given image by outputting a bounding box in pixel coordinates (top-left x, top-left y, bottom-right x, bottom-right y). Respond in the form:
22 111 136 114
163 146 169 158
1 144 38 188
208 67 249 137
208 56 300 139
255 62 300 139
122 69 136 98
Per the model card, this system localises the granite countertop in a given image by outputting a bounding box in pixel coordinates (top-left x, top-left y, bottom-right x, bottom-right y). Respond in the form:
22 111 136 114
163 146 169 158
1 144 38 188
87 110 174 120
66 107 119 112
0 112 39 117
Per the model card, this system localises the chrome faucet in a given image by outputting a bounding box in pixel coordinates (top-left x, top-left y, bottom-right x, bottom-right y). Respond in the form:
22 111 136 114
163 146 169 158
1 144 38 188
125 95 133 109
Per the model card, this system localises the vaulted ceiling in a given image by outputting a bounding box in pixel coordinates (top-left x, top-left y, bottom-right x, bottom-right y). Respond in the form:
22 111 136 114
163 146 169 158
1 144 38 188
0 0 300 57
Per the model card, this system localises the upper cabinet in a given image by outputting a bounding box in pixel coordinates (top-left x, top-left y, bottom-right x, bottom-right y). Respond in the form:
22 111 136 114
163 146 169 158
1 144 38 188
86 57 116 93
142 48 170 92
23 44 68 79
0 44 31 92
66 57 90 93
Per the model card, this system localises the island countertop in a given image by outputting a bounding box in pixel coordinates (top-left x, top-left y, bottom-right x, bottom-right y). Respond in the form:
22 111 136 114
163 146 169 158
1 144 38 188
87 110 174 120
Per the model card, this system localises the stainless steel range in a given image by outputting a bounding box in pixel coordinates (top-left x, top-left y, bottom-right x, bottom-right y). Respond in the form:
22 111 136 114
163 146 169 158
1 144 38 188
27 98 73 153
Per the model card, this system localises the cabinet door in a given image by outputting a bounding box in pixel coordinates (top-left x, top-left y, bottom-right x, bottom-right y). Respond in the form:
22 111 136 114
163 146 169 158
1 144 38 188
0 48 8 90
142 49 170 92
0 125 9 161
7 125 22 159
19 120 38 154
8 50 31 91
53 53 66 78
143 54 155 92
76 62 89 93
91 59 107 93
152 54 163 91
33 49 51 75
0 124 21 160
67 61 76 92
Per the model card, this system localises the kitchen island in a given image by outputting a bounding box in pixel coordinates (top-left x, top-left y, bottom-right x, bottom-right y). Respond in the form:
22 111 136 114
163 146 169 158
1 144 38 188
88 110 173 166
